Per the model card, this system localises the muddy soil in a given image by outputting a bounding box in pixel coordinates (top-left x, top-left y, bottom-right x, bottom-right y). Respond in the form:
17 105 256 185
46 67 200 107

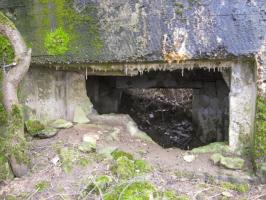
0 114 265 200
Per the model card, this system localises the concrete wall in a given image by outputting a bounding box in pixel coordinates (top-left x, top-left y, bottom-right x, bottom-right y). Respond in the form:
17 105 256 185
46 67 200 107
19 67 93 121
0 1 266 66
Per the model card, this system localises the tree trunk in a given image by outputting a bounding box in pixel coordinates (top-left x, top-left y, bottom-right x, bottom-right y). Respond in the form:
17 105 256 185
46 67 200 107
0 14 31 177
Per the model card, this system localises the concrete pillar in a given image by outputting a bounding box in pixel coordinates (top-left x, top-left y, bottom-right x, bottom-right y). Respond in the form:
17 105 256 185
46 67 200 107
229 61 256 152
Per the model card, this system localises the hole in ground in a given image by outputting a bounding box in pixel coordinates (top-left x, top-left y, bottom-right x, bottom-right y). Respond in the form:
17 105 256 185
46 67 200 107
86 68 229 150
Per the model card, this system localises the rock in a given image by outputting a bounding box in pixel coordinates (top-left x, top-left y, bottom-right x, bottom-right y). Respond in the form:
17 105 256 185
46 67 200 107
38 127 58 139
210 153 245 170
127 121 153 142
25 120 45 136
51 156 60 165
50 119 73 129
191 142 231 154
9 155 29 178
210 153 222 165
106 128 120 142
183 154 196 163
222 191 233 198
97 146 118 159
78 135 97 152
73 106 90 124
220 156 245 170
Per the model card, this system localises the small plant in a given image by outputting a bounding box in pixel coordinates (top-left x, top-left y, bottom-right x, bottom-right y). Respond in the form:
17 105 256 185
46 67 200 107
255 96 266 161
161 190 190 200
104 181 157 200
88 175 112 193
220 182 249 193
110 150 151 179
44 27 70 55
111 150 134 160
59 147 90 173
175 2 184 15
35 180 50 192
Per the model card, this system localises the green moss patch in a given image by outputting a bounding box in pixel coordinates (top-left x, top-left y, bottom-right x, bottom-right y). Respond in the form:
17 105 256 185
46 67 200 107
104 181 156 200
0 12 15 29
0 154 13 181
159 190 190 200
191 142 230 154
111 150 134 160
255 96 266 161
220 182 249 193
111 150 151 179
0 34 14 65
44 27 70 55
0 105 29 165
59 147 90 173
80 175 113 197
29 0 103 58
25 120 45 136
0 103 7 124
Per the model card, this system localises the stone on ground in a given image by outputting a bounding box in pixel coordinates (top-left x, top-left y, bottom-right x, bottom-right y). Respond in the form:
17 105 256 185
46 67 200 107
191 142 230 154
25 120 45 136
50 119 73 129
222 191 233 198
210 153 222 165
210 153 245 170
183 154 196 163
38 127 58 139
106 128 120 142
78 134 97 152
73 106 90 124
220 156 245 170
127 121 153 142
97 146 118 159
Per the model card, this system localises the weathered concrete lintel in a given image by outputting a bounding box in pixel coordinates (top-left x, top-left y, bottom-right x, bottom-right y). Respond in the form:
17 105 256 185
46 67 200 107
30 58 254 76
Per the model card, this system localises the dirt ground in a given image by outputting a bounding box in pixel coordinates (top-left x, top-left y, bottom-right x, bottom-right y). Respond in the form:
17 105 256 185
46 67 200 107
0 114 265 200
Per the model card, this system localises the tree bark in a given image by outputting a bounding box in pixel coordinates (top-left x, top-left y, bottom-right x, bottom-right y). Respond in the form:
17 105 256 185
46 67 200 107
0 18 31 177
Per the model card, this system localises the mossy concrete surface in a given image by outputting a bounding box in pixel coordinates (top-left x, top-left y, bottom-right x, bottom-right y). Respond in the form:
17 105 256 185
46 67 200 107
1 0 266 65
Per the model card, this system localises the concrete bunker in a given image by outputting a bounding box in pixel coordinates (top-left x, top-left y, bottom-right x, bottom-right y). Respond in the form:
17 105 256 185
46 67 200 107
20 60 256 152
86 68 231 150
83 60 256 152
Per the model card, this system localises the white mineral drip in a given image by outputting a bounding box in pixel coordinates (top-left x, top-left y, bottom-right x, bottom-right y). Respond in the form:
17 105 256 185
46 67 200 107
86 67 87 80
182 68 184 77
125 67 128 75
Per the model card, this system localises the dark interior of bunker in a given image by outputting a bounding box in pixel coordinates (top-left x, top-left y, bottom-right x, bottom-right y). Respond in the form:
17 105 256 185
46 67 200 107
86 68 230 150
